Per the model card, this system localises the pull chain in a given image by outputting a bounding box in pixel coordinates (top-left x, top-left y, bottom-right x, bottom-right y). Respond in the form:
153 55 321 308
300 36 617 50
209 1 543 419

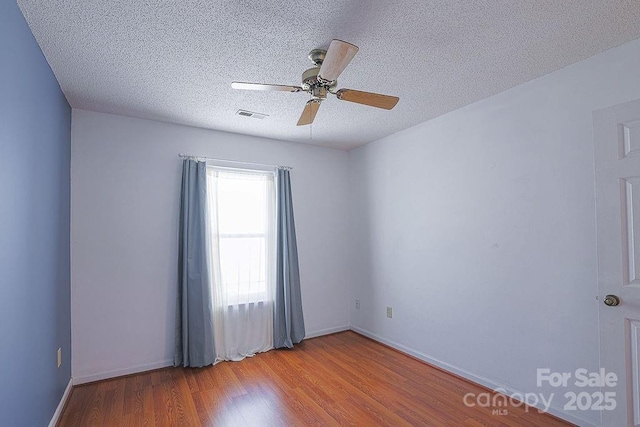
309 93 313 140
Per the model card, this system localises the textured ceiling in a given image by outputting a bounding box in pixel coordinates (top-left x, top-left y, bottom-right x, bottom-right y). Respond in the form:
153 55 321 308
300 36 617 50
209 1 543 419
17 1 640 150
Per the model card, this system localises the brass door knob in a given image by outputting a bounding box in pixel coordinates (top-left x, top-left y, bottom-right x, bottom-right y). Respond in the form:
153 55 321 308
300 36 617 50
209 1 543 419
604 295 621 307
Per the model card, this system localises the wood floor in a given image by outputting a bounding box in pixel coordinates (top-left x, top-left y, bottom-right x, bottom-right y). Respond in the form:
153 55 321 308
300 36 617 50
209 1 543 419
59 331 571 426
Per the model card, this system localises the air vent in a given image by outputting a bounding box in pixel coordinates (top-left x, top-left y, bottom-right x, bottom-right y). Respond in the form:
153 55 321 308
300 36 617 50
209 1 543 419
236 110 269 119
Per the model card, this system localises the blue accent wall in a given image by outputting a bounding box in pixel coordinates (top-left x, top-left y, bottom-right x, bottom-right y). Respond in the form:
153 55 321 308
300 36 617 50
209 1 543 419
0 1 72 425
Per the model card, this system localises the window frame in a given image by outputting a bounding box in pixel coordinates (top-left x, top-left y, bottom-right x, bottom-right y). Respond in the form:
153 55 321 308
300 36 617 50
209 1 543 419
206 164 277 306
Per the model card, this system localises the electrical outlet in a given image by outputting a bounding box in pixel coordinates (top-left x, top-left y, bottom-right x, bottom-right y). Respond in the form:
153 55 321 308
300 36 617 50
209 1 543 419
57 348 61 368
386 307 393 318
355 299 360 309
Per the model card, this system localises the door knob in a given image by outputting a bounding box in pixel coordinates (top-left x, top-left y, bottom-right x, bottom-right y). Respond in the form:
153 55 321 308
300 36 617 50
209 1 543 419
603 295 621 307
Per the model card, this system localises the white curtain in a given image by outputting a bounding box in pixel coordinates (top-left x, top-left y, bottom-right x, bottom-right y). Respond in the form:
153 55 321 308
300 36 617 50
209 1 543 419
206 168 275 362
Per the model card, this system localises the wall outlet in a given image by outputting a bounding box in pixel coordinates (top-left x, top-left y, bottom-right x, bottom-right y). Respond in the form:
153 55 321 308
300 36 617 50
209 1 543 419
386 307 393 318
355 299 360 309
57 348 62 368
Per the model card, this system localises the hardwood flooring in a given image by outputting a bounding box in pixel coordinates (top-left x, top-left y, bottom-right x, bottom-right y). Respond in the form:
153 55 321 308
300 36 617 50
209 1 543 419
58 331 571 426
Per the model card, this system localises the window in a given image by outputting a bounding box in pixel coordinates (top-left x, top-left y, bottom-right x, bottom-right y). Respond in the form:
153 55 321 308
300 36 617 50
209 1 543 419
206 167 275 305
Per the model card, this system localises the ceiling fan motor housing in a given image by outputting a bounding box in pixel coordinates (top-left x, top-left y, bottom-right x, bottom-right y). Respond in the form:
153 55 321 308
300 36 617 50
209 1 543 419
301 67 320 89
301 67 336 98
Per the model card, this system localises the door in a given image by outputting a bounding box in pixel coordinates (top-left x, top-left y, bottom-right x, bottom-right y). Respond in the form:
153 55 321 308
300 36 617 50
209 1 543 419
595 98 640 426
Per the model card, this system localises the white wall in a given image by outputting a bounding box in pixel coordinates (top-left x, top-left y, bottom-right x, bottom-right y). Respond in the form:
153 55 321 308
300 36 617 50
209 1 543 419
71 110 350 383
348 38 640 426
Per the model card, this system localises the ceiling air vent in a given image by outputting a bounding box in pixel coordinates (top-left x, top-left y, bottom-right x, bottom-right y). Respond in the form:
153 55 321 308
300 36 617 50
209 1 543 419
236 110 269 119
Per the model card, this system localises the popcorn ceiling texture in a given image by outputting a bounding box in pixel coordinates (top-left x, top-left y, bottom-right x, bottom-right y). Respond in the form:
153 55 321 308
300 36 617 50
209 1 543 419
17 0 640 150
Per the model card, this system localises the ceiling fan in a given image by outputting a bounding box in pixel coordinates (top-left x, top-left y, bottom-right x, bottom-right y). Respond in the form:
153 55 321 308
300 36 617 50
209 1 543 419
231 39 400 126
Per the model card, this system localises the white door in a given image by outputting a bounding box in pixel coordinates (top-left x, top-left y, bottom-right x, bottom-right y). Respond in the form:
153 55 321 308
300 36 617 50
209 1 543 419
595 98 640 427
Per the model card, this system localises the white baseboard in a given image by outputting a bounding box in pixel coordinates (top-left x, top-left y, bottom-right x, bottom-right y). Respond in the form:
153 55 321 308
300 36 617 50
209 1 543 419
305 325 350 339
72 327 349 385
48 378 73 427
73 358 173 385
349 326 596 427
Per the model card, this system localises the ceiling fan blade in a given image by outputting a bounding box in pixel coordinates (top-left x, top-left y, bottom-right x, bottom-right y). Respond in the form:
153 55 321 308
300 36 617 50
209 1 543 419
231 82 303 92
318 39 359 82
297 99 322 126
335 89 399 110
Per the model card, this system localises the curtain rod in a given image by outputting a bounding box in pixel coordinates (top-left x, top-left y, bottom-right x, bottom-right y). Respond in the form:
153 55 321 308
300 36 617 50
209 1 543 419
178 153 292 170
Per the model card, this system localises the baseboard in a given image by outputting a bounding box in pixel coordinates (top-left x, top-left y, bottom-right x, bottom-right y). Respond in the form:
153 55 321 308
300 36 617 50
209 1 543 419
48 378 73 427
305 325 350 339
73 358 173 385
71 327 349 385
349 326 596 427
